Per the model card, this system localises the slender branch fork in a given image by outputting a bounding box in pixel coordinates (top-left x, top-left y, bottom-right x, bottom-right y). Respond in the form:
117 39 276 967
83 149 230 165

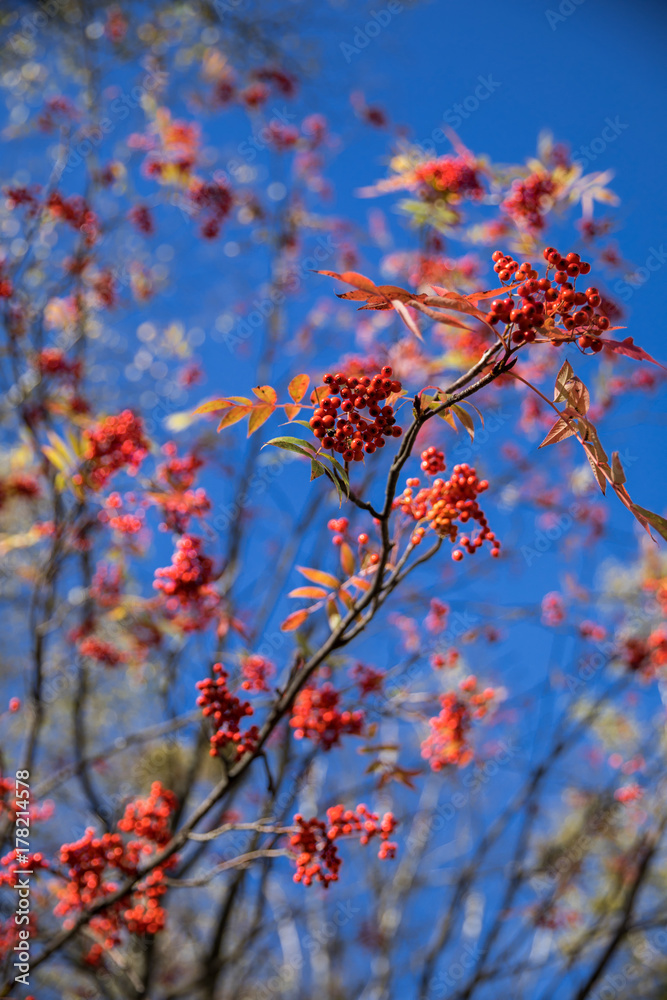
2 337 515 990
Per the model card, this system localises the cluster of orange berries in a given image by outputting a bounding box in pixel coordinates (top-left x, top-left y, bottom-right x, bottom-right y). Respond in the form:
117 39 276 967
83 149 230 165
421 446 446 475
290 805 397 886
290 682 364 751
488 248 609 350
421 676 496 771
395 465 500 560
309 367 402 460
78 410 149 490
196 663 259 759
55 783 178 962
153 535 215 611
240 654 275 692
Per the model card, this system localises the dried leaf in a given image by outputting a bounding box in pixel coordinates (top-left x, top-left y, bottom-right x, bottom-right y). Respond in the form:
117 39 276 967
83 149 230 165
539 416 577 448
554 359 574 402
630 505 667 542
451 404 475 442
391 299 423 341
603 337 666 369
611 451 626 485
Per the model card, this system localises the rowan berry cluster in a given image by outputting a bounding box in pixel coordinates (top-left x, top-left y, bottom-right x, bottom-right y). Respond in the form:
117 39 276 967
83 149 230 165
501 172 556 233
188 177 233 239
290 682 365 750
413 155 484 201
290 804 397 886
240 654 275 692
421 446 446 476
36 347 81 381
421 676 496 770
196 663 259 759
153 535 215 610
488 248 608 349
309 367 402 460
327 516 349 546
80 410 149 490
55 783 178 962
79 637 127 667
395 465 500 559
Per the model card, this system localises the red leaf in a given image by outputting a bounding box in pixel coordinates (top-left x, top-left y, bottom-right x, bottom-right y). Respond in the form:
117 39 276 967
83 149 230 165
603 337 666 369
288 586 329 599
315 270 380 295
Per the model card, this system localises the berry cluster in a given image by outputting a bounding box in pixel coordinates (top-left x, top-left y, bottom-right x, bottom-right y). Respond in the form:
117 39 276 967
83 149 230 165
36 348 81 381
153 535 215 611
421 676 496 771
55 784 178 962
117 782 177 848
327 516 349 546
240 654 275 693
501 172 556 233
80 410 149 490
196 663 259 759
395 465 500 559
290 804 397 887
290 683 365 751
310 367 402 460
421 446 446 476
413 155 484 201
488 249 609 349
188 177 233 240
79 637 127 667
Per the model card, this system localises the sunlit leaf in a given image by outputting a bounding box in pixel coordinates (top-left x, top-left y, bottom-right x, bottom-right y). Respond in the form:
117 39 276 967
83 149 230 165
247 404 275 436
391 299 423 341
217 406 252 431
451 404 475 441
288 374 310 403
603 337 666 369
288 586 329 599
611 451 626 485
539 416 577 448
554 359 574 402
280 609 310 632
631 505 667 543
340 542 355 577
252 385 278 405
264 436 315 458
297 566 340 589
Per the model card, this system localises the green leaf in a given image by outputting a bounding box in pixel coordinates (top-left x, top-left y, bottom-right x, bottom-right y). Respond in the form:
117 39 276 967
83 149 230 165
631 505 667 543
263 436 315 458
311 459 326 481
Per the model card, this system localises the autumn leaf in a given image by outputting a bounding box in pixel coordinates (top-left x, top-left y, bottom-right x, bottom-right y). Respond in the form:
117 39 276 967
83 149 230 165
288 586 329 599
252 385 278 405
340 542 355 577
280 609 310 632
603 337 666 369
247 404 275 436
288 374 310 403
297 566 340 589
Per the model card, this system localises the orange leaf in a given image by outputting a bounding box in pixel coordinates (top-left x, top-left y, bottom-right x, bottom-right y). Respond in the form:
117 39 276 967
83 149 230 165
280 609 310 632
284 404 301 421
288 374 310 403
310 384 329 405
247 404 275 436
340 542 355 577
315 269 380 295
288 586 329 599
252 385 278 405
297 566 340 589
217 406 253 431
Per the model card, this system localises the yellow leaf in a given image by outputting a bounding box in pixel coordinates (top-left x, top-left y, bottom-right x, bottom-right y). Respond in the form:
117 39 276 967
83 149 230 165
217 406 252 431
247 404 275 436
252 385 278 405
288 374 310 403
340 542 355 577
